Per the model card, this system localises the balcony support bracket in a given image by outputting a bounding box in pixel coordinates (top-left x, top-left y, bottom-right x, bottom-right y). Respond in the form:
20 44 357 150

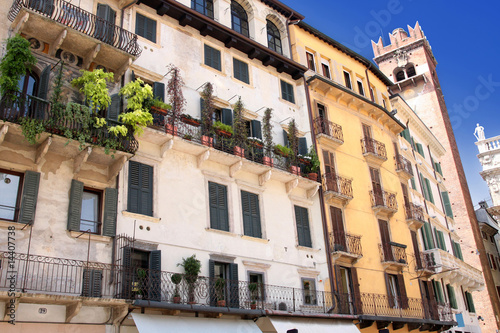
109 155 128 182
286 178 299 194
12 12 29 34
65 301 82 323
198 150 210 168
161 138 174 158
83 44 101 69
307 184 319 199
407 322 421 331
115 58 133 83
35 136 52 164
0 124 8 146
259 170 272 186
229 160 242 178
112 305 129 325
74 146 92 174
49 29 68 57
392 321 405 330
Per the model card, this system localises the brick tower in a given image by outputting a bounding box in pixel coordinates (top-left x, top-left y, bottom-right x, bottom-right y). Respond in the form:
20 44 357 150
372 23 500 332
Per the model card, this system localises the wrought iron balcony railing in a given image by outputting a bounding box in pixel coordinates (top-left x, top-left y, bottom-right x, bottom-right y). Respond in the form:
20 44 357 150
370 190 398 212
149 107 318 181
8 0 142 57
395 154 413 177
405 203 424 223
415 252 436 273
379 243 408 265
329 231 362 257
361 138 387 160
0 92 138 154
312 117 343 143
322 173 353 199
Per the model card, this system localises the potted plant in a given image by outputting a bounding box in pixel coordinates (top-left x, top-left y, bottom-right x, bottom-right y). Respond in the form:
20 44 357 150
150 98 171 115
200 83 214 146
248 282 258 309
274 144 293 158
180 113 201 127
166 64 186 126
178 255 201 304
306 147 320 181
171 273 182 303
183 133 193 141
232 97 246 157
215 277 226 307
213 121 234 138
287 119 300 175
135 268 147 299
262 108 274 167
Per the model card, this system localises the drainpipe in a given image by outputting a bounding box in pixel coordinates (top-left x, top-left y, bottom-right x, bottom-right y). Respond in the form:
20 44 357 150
285 12 301 59
303 76 336 297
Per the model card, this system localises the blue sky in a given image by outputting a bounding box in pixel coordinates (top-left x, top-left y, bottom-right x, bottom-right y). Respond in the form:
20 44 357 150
282 0 500 207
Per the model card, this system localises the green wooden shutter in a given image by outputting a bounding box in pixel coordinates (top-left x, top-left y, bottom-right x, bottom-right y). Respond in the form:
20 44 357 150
209 182 228 231
121 247 132 298
241 191 261 238
456 242 463 260
18 171 41 224
67 179 84 231
102 188 118 237
136 13 145 37
153 82 165 102
146 17 157 43
221 108 233 126
416 143 425 157
37 65 51 101
447 284 457 309
410 177 416 190
241 190 252 236
127 161 153 216
209 259 216 306
439 231 446 251
433 280 444 304
82 269 102 297
149 250 162 301
107 94 121 121
204 44 212 67
424 178 434 204
466 292 476 312
295 206 312 247
229 263 239 307
441 191 453 219
250 120 262 139
298 137 307 156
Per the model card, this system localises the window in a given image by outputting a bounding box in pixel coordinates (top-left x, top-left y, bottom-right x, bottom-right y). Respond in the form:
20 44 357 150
280 80 295 103
95 4 116 44
135 13 156 43
395 70 405 82
357 79 365 96
204 44 221 71
249 272 264 301
0 170 40 224
491 254 498 270
241 190 261 238
266 20 282 55
294 205 312 247
128 161 153 216
302 278 317 305
441 191 453 219
385 273 408 309
321 63 331 79
415 143 425 157
432 280 445 304
191 0 213 18
382 99 387 109
406 65 416 78
446 284 458 309
306 52 315 71
233 58 249 84
209 260 239 307
68 180 118 236
121 248 161 300
209 182 229 231
464 291 476 313
343 71 352 90
421 222 435 250
231 1 249 37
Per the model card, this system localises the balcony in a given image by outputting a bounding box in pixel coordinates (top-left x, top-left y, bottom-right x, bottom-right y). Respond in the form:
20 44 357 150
322 173 353 205
0 251 346 316
415 252 436 278
405 203 425 230
142 108 320 196
370 190 398 217
379 242 408 270
329 231 362 264
312 117 343 149
8 0 141 75
361 138 387 165
395 154 413 180
425 248 484 291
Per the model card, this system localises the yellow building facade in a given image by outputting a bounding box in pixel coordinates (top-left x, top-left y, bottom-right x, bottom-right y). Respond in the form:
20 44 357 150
289 22 456 332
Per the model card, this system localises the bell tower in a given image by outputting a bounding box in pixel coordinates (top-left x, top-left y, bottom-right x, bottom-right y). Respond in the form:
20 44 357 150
373 23 500 332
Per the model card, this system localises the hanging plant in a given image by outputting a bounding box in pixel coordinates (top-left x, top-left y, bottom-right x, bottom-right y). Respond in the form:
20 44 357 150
262 108 273 157
232 97 246 147
0 34 37 98
287 119 299 164
166 64 186 122
71 69 114 112
200 82 214 135
20 118 44 144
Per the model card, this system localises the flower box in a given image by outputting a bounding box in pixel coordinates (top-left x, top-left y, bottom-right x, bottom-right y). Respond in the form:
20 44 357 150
181 114 201 127
215 128 232 138
151 105 169 116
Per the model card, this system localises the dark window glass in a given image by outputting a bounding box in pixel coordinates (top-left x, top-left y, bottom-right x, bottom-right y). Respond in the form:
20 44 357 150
357 80 365 96
281 80 295 104
343 71 352 89
266 20 282 54
204 44 221 71
322 63 330 79
406 66 416 77
396 70 405 81
191 0 214 18
233 58 249 84
135 13 157 43
306 52 315 71
231 1 249 37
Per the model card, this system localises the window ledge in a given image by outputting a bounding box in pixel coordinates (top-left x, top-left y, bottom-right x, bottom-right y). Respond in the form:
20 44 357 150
122 211 161 223
296 245 320 252
205 228 236 237
278 97 296 107
0 220 27 229
241 235 269 244
69 231 112 243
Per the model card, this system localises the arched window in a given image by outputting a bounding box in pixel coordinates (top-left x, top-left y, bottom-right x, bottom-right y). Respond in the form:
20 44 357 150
266 20 282 55
395 70 405 82
17 71 39 96
191 0 214 19
406 65 416 78
231 1 249 37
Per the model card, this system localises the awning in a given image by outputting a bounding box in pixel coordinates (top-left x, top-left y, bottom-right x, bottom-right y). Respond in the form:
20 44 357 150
132 313 262 333
257 317 361 333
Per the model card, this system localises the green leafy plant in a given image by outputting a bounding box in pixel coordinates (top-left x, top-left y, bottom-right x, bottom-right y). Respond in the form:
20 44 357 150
0 34 37 97
262 108 273 156
306 147 320 174
213 121 234 135
274 144 293 157
215 278 226 301
20 117 44 144
71 69 114 111
232 97 246 146
171 273 182 297
148 97 171 111
201 83 214 135
178 255 201 284
287 119 299 164
248 282 258 304
183 133 193 140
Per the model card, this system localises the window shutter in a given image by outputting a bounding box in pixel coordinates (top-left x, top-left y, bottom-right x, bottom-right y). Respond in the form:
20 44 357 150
146 18 157 43
209 259 216 306
466 292 476 313
446 284 457 309
149 250 162 301
350 267 362 314
416 143 425 157
121 247 132 299
283 129 289 147
298 137 307 156
433 280 444 304
249 192 261 238
136 13 145 37
410 177 416 190
128 161 140 214
18 171 41 225
456 242 463 260
209 182 228 231
425 178 434 203
102 188 118 237
37 65 51 102
250 120 262 139
82 269 91 297
241 191 252 236
384 273 395 308
295 206 312 247
439 231 446 251
82 269 102 297
441 191 453 219
241 191 261 238
107 94 121 122
153 82 165 102
229 263 239 308
67 179 84 231
204 44 212 67
131 70 136 82
128 161 153 216
397 274 409 309
221 108 233 126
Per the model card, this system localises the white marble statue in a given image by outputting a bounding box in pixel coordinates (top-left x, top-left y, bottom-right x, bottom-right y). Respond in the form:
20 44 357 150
474 123 485 141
